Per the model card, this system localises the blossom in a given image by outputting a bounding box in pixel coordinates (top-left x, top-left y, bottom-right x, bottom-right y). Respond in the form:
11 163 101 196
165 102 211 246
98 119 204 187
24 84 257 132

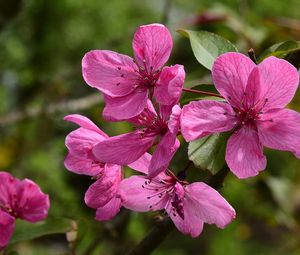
64 114 122 221
82 23 185 120
0 172 50 249
181 53 300 178
92 100 181 178
119 154 235 237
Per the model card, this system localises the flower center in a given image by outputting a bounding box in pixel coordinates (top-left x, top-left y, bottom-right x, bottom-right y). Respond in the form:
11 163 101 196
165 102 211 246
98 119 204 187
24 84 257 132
137 108 168 136
141 170 185 220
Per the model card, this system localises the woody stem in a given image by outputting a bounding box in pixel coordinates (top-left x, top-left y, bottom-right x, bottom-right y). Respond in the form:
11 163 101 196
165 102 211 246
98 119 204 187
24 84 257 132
182 87 224 99
126 166 230 255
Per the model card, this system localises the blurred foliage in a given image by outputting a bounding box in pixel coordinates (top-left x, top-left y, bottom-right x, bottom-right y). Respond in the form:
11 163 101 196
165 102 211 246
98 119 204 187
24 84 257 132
1 0 300 254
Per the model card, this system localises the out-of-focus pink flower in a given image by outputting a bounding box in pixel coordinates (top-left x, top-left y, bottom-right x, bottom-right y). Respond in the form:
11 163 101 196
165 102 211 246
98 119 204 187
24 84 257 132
82 23 185 120
181 53 300 179
64 114 122 221
0 172 50 249
92 100 181 178
119 154 235 237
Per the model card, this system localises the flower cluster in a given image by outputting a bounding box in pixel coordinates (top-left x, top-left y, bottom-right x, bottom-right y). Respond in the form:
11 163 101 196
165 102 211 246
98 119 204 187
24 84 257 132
0 172 50 249
64 23 300 237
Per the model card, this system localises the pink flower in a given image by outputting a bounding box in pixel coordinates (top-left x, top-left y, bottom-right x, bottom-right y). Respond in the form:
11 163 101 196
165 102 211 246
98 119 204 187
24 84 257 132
92 100 181 178
82 23 185 120
181 53 300 179
0 172 50 249
119 154 235 237
64 114 122 221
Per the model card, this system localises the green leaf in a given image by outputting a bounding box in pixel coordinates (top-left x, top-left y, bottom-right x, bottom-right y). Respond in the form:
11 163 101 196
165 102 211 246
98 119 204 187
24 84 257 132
10 218 75 245
180 84 223 105
177 30 238 70
188 133 229 174
258 40 300 61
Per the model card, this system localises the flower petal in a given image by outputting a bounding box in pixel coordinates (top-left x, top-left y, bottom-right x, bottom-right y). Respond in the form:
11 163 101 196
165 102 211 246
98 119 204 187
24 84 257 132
257 109 300 158
181 100 236 142
166 198 204 238
93 131 155 165
154 65 185 105
212 52 255 108
82 50 139 97
226 126 267 179
0 172 18 206
0 210 15 249
64 114 108 137
168 104 181 134
128 153 151 174
132 24 173 72
103 88 148 121
65 127 106 158
64 152 103 176
84 164 121 209
255 56 299 110
95 197 122 221
16 179 50 222
120 175 168 211
148 133 180 178
185 182 236 228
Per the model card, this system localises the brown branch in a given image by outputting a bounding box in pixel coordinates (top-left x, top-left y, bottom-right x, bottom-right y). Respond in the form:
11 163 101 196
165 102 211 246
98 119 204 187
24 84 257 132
182 87 224 99
0 93 102 126
161 0 173 25
126 165 230 255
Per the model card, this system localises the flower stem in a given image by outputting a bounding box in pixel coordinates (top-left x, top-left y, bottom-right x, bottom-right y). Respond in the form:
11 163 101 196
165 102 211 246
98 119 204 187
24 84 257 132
126 165 230 255
182 87 224 99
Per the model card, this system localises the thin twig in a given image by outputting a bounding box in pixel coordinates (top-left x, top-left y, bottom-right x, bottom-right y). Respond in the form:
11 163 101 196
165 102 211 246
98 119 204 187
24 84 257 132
182 87 224 99
161 0 172 25
126 165 230 255
0 93 102 126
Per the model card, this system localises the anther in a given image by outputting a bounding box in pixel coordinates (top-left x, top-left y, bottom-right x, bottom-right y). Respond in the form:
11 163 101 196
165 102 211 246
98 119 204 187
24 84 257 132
121 74 125 78
117 67 121 70
116 82 120 86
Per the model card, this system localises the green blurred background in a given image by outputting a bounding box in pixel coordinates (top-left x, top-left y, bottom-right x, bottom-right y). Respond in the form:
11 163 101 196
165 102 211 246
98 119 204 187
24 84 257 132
1 0 300 254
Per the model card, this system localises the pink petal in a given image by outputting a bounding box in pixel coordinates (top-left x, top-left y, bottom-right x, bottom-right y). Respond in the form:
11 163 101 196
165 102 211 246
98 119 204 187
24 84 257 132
65 127 106 158
226 126 267 179
84 164 121 209
257 109 300 158
95 197 122 221
64 152 103 176
254 56 299 110
132 24 173 72
103 88 148 121
64 114 108 137
82 50 139 97
166 197 204 238
168 105 181 134
212 52 255 108
185 182 236 228
120 175 168 212
128 153 151 174
154 65 185 105
0 172 18 206
92 131 155 165
16 179 50 222
0 210 15 249
181 100 236 142
148 133 180 178
127 100 157 126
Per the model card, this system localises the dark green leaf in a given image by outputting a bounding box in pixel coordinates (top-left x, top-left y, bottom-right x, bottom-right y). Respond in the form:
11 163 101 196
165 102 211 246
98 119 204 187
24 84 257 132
10 218 74 245
188 133 229 174
258 40 300 61
180 84 223 105
177 30 238 70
